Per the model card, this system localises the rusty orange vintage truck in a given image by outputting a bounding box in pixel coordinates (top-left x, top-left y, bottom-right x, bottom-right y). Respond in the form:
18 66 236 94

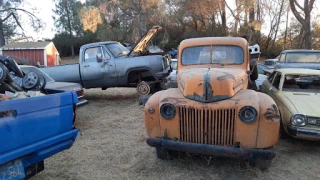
144 37 280 170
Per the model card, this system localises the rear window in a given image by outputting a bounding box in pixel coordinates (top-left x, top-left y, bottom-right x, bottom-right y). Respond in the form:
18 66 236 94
182 45 244 65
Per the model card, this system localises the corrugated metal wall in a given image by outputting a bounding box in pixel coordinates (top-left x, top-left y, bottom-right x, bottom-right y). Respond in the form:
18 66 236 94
2 49 44 65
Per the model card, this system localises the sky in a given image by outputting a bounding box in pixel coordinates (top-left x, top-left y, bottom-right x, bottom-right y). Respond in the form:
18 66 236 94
17 0 320 41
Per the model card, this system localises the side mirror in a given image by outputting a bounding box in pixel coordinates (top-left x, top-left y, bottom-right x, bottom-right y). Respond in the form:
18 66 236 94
96 54 103 62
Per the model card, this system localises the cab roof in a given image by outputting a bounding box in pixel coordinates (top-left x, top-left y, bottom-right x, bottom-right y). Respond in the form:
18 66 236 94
179 37 248 51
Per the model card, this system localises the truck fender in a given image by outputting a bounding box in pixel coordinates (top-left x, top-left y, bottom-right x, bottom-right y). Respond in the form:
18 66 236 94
144 91 164 138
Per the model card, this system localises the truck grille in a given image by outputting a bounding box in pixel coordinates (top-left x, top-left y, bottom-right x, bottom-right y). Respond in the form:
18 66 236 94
178 107 236 146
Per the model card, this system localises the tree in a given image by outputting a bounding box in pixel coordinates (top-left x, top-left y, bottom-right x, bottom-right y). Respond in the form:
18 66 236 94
0 0 42 46
53 0 83 57
289 0 315 49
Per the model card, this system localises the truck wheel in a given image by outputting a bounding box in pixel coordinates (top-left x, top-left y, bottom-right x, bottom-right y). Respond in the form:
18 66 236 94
137 81 151 95
138 95 151 106
249 159 272 170
156 147 172 160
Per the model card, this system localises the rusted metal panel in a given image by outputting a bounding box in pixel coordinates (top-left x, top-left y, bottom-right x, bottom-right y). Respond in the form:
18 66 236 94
3 49 44 65
178 106 235 146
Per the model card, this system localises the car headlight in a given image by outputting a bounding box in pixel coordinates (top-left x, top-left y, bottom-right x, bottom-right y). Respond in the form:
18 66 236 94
160 103 176 120
238 106 258 123
291 114 306 126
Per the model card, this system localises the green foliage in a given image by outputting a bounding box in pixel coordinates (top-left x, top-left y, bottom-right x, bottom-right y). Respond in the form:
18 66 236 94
53 0 83 36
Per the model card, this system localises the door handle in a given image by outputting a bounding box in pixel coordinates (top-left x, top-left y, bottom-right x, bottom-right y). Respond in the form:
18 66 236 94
84 65 90 67
269 87 274 93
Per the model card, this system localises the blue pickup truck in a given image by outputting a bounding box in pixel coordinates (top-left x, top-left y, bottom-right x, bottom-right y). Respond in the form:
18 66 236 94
0 91 79 180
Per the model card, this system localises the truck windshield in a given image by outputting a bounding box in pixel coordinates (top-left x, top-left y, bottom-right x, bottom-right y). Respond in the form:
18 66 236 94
182 45 244 65
285 52 320 63
106 43 130 58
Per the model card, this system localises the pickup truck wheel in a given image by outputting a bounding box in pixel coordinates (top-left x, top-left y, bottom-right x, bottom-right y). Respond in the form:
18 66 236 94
156 147 172 160
137 81 151 95
249 159 272 170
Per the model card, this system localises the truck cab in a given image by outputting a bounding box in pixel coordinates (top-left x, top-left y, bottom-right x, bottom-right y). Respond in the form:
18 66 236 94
144 37 280 170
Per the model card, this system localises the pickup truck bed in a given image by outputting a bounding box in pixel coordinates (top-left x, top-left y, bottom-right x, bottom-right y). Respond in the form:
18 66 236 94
0 91 79 179
42 64 82 84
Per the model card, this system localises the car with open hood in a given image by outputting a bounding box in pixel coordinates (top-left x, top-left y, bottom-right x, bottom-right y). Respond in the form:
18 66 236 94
144 37 280 170
41 26 171 95
261 68 320 140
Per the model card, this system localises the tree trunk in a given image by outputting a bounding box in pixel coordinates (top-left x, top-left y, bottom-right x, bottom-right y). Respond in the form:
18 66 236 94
284 5 290 49
220 0 227 33
270 0 284 51
0 20 5 46
139 12 147 37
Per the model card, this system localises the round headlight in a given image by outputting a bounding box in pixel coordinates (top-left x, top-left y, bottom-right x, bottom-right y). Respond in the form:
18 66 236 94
160 103 176 120
239 106 258 123
291 114 306 126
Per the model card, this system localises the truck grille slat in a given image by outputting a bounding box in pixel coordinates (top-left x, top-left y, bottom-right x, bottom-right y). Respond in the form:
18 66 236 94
179 107 236 146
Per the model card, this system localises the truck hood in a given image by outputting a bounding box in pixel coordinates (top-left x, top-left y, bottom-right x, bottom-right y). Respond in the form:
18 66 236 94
283 91 320 116
178 67 248 103
276 63 320 70
130 25 162 55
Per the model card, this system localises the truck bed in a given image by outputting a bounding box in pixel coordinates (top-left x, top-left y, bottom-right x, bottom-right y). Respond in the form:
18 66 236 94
41 64 82 84
0 91 79 179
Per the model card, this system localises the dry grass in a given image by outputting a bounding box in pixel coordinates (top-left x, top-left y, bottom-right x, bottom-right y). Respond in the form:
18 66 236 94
32 88 320 180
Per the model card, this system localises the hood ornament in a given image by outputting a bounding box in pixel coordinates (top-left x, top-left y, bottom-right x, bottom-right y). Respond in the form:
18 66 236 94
203 73 213 102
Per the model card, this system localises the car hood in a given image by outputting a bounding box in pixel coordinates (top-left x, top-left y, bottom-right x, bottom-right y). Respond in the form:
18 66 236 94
131 25 162 54
178 67 248 103
46 82 83 92
277 63 320 70
283 91 320 116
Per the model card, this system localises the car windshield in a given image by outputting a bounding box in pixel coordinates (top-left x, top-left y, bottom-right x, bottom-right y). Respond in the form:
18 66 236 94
282 74 320 93
20 66 54 83
171 61 177 70
264 60 275 65
182 45 244 65
285 52 320 63
106 43 130 58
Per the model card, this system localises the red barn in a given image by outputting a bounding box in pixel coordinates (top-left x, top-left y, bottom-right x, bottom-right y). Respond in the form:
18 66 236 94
0 41 60 66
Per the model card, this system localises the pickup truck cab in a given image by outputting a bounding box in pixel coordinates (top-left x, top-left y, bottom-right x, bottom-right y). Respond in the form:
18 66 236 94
42 26 171 95
0 91 78 179
275 50 320 70
144 37 280 170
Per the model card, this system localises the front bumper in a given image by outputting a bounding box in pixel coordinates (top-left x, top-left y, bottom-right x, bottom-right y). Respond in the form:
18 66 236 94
156 67 172 79
76 98 88 107
287 126 320 140
146 138 275 160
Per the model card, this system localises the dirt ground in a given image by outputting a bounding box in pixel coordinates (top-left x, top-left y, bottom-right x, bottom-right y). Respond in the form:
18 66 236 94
30 88 320 180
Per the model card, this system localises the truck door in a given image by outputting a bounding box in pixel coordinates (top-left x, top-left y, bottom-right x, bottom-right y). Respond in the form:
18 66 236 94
80 46 117 88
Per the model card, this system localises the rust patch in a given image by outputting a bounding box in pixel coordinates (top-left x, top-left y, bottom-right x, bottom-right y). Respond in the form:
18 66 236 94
161 97 188 105
217 72 236 81
198 83 202 86
264 104 280 122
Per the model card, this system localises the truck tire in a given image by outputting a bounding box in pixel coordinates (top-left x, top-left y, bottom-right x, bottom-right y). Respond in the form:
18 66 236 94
249 159 272 170
138 95 151 106
156 147 172 160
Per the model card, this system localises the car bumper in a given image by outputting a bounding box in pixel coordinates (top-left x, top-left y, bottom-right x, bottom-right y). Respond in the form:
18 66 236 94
76 98 88 107
156 67 172 79
146 138 275 160
287 126 320 140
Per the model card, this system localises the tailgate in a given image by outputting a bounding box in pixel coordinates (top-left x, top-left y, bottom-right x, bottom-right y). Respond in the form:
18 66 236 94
0 92 78 164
